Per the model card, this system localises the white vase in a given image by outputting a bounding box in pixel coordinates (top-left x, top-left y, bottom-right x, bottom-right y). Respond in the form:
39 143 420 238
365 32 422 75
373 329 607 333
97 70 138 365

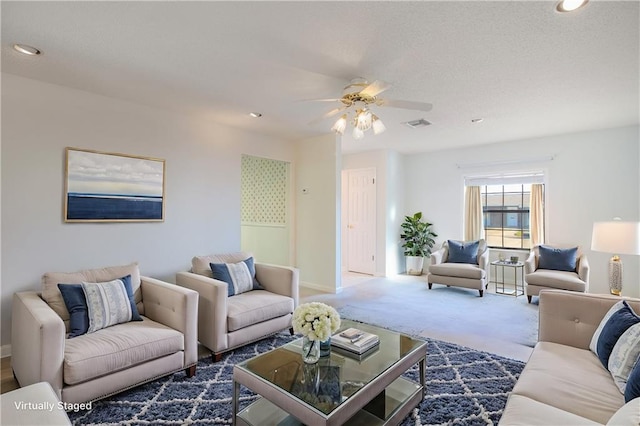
406 256 424 275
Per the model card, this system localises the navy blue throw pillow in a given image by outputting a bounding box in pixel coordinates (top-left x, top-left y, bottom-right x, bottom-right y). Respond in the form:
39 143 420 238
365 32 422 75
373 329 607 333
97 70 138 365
119 274 143 322
596 301 640 369
210 257 264 297
625 357 640 402
58 284 89 338
447 240 479 264
537 245 578 272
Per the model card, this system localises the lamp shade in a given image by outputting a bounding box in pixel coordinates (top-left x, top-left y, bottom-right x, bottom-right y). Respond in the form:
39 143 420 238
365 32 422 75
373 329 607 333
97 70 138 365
591 221 640 255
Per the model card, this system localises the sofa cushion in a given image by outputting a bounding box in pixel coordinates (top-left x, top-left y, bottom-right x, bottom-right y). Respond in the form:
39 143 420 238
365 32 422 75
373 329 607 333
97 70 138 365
609 322 640 394
596 302 640 369
192 252 251 278
500 394 601 425
447 240 479 264
524 269 586 291
429 262 485 280
511 341 624 424
210 257 263 297
42 263 141 329
63 317 183 385
537 245 578 272
227 290 294 332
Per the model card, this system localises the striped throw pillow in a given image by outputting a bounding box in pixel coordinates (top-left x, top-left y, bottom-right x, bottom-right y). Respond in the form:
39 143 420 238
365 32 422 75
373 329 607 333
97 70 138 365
82 279 133 333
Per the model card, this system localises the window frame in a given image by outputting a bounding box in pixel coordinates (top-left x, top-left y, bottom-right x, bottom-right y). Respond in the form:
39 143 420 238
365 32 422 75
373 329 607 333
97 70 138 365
481 183 543 250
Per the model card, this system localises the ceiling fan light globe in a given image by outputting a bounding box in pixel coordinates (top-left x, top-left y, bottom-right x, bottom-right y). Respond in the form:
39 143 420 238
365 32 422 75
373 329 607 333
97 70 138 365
352 127 364 140
356 109 372 131
331 115 347 135
372 117 386 135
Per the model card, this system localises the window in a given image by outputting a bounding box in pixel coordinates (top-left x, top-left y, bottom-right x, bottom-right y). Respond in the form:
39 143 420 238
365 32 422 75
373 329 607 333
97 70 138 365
481 183 544 249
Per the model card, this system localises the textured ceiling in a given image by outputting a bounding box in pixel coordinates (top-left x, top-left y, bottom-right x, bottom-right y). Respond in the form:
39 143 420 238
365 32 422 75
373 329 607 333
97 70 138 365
2 1 638 154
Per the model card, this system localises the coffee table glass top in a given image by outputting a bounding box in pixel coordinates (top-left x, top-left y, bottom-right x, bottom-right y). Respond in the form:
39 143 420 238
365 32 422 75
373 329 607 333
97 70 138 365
235 320 425 415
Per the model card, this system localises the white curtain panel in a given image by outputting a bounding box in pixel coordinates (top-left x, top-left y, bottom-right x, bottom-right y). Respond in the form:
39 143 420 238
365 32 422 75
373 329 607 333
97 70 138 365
530 183 545 246
464 186 484 241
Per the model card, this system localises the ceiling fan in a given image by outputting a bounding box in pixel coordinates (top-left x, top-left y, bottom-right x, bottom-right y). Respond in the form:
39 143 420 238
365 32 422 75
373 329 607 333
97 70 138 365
309 78 433 139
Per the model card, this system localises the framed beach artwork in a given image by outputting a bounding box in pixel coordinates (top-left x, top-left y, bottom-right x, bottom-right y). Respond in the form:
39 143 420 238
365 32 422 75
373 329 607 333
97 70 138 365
64 147 165 222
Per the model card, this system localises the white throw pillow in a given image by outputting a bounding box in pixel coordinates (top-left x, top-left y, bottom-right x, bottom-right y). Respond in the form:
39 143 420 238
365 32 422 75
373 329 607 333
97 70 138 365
82 279 133 333
608 323 640 394
590 301 626 355
606 397 640 426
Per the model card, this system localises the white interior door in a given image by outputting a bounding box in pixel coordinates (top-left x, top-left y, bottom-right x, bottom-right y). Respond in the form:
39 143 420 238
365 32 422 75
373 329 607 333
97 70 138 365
346 168 376 275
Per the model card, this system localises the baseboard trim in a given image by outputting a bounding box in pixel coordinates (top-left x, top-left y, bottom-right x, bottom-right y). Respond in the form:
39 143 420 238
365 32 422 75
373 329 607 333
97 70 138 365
1 344 11 358
300 281 342 294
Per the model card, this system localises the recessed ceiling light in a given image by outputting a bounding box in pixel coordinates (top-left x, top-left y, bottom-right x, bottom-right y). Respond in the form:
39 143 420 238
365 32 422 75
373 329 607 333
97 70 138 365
555 0 588 13
249 112 262 118
471 118 484 123
12 43 41 56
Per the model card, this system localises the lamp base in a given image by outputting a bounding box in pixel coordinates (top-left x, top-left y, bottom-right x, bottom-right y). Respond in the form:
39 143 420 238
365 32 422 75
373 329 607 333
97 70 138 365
608 256 622 296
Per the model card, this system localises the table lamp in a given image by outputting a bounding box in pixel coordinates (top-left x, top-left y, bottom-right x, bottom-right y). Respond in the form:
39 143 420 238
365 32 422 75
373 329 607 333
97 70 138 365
591 220 640 295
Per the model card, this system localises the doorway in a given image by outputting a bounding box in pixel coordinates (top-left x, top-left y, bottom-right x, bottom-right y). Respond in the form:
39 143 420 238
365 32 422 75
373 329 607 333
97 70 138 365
343 168 376 276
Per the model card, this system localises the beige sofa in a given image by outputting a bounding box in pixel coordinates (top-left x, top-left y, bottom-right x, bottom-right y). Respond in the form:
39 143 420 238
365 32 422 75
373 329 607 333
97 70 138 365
500 290 640 425
1 382 71 425
524 244 589 303
176 252 299 361
427 239 489 297
11 263 199 403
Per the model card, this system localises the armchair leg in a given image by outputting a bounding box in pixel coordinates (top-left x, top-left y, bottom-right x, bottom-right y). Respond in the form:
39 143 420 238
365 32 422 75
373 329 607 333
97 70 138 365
185 365 196 377
212 352 224 363
289 327 295 335
479 290 484 297
527 295 532 303
427 283 432 290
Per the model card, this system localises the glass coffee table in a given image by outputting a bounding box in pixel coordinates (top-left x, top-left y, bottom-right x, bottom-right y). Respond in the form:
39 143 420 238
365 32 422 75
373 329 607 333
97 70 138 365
233 320 426 426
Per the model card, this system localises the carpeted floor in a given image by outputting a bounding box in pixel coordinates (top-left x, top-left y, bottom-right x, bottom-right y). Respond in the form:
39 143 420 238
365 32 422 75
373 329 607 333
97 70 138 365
68 331 524 426
305 276 539 361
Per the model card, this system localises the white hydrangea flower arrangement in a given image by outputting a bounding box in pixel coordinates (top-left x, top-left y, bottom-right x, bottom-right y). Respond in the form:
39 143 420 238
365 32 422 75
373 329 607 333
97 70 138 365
292 302 341 341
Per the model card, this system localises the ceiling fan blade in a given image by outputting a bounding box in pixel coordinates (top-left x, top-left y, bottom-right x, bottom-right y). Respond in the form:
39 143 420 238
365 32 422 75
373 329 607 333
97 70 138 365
308 105 349 125
359 80 392 97
376 99 433 112
297 98 342 103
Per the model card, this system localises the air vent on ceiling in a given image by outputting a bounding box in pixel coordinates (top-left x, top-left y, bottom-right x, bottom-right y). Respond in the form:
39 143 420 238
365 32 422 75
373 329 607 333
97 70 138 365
403 118 431 129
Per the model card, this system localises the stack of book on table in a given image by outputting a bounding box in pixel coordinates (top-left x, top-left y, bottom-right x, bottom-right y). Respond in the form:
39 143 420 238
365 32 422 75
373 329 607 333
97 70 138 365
331 328 379 360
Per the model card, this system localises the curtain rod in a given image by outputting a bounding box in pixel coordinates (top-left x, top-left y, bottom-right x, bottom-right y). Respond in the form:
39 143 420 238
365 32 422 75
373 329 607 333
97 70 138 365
456 155 554 169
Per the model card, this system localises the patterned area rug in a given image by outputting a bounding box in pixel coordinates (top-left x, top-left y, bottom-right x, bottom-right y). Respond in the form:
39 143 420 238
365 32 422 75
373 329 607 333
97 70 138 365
68 332 524 425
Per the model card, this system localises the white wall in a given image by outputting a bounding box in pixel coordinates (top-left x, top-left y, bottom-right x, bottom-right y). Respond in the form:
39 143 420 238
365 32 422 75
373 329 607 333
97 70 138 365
0 74 297 347
404 126 640 297
295 134 341 292
386 150 405 276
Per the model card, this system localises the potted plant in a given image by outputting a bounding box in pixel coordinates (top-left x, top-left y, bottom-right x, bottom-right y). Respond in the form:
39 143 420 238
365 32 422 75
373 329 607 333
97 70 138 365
400 212 437 275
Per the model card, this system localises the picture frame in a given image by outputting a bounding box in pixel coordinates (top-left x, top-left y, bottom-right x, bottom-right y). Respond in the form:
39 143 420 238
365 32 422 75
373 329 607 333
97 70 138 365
64 147 165 222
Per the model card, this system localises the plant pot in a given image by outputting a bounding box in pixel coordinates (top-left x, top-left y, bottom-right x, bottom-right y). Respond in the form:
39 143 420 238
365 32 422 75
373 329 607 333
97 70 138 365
406 256 424 275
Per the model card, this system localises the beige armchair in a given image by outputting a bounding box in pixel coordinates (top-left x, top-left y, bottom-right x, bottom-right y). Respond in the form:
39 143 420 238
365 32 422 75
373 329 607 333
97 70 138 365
11 263 199 404
427 239 489 297
176 252 299 362
524 244 589 303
